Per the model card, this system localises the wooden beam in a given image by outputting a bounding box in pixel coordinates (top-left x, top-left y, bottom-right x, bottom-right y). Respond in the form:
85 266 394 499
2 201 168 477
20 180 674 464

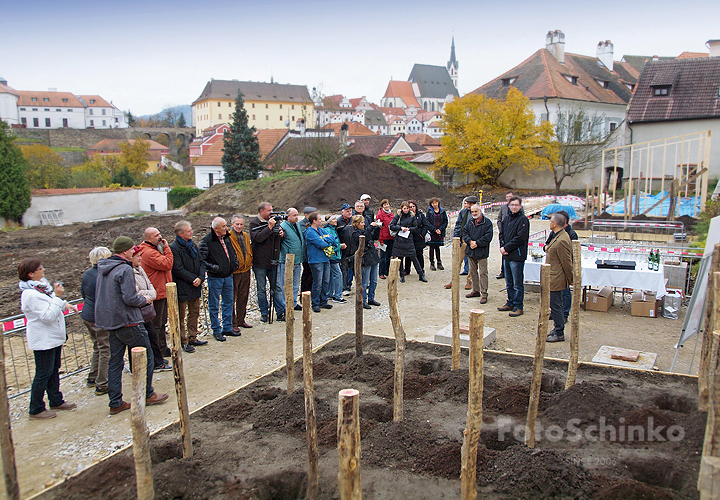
388 259 405 422
460 310 485 500
0 328 20 500
130 347 154 500
166 282 192 459
526 264 550 448
285 254 295 394
565 241 583 389
452 237 462 370
641 167 708 217
302 291 318 499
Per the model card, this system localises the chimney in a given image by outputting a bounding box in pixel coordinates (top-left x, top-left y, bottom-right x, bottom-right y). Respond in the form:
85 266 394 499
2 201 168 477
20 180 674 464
0 77 7 86
48 87 57 92
708 39 720 58
545 30 565 64
596 40 614 71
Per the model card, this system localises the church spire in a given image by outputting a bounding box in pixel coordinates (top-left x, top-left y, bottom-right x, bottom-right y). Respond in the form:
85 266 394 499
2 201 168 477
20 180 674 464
447 37 458 89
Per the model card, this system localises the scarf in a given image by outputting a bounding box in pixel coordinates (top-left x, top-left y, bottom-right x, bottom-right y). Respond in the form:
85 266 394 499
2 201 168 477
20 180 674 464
18 277 54 297
175 236 198 258
382 208 392 214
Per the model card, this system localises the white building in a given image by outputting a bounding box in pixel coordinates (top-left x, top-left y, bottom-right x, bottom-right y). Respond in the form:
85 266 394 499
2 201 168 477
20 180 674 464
0 78 19 126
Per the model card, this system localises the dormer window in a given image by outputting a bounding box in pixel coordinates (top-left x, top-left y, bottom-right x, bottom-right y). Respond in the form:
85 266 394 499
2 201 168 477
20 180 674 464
624 83 635 91
652 85 671 96
596 79 610 89
90 99 96 104
501 77 517 87
62 98 68 103
564 75 579 85
31 97 37 102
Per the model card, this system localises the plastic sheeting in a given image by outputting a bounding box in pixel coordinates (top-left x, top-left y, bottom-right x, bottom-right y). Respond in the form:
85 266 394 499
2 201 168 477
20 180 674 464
540 204 578 220
605 191 701 217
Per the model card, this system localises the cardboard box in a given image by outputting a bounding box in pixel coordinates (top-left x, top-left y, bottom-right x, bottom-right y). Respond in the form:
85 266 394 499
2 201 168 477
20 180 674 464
631 291 659 318
585 286 613 312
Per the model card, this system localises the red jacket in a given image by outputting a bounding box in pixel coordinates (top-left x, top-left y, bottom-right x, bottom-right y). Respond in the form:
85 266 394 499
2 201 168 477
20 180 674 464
139 241 174 300
376 209 395 244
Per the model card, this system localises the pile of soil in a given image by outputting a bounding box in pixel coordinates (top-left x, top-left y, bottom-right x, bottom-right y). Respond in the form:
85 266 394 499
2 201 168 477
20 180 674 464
37 335 705 500
186 154 454 214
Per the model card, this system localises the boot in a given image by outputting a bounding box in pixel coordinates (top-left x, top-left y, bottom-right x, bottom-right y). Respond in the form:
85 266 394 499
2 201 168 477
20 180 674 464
400 274 405 283
419 273 428 283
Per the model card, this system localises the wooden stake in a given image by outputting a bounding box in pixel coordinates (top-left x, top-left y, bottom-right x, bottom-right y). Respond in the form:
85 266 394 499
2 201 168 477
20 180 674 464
355 235 365 357
302 291 319 499
591 182 596 223
566 241 583 389
460 309 485 500
700 247 720 411
700 456 720 498
166 282 192 459
526 264 550 448
387 259 405 421
703 329 720 457
337 389 361 500
0 327 20 500
285 254 295 394
130 347 154 500
452 237 462 370
584 183 589 226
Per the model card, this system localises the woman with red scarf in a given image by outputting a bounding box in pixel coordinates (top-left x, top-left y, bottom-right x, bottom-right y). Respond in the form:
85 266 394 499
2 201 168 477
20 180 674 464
376 199 395 279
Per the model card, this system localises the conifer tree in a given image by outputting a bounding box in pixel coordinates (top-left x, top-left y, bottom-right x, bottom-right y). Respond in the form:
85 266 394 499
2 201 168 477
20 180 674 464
222 90 261 182
176 112 186 128
0 121 31 223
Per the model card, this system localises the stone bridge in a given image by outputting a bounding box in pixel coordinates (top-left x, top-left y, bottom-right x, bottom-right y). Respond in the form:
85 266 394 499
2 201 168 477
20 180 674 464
133 127 195 157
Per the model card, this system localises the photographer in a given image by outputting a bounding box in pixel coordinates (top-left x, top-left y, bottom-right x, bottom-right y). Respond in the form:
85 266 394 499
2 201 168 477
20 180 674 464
249 202 286 323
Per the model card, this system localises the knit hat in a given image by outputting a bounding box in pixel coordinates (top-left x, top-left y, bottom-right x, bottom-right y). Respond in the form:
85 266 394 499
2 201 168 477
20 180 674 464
113 236 135 254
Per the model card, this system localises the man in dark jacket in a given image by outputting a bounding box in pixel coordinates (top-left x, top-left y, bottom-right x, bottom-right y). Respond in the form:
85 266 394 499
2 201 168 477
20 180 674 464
80 246 111 395
544 210 577 320
462 204 494 303
336 203 354 292
497 196 530 317
95 236 168 415
249 202 285 323
496 190 515 279
199 217 239 341
170 220 207 353
445 195 477 289
360 194 375 222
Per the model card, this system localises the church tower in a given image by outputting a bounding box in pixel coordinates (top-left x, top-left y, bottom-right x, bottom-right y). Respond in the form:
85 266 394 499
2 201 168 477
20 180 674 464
447 36 459 89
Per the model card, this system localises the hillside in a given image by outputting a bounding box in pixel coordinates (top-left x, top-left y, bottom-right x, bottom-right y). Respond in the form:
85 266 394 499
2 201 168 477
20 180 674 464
186 154 455 214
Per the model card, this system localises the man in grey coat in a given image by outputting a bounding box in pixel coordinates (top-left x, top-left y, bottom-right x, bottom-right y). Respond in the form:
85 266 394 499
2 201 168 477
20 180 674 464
95 236 168 415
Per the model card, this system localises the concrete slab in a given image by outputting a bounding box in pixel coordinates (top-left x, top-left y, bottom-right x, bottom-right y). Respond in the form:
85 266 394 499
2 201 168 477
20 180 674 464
434 323 497 348
592 345 657 370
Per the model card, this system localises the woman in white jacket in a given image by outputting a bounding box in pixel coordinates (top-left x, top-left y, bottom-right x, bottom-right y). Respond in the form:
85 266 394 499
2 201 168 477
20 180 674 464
19 259 78 420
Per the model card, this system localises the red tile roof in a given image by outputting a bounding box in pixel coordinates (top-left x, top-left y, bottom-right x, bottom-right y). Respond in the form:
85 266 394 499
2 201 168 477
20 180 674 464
254 129 289 159
322 122 376 136
405 134 441 147
78 95 112 107
347 135 405 157
0 82 19 97
676 52 709 60
379 107 406 117
87 138 169 152
471 49 635 105
382 81 420 108
193 140 224 166
31 187 133 196
16 90 84 107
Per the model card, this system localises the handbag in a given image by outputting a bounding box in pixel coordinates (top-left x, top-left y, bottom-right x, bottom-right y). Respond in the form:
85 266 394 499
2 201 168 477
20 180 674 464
140 303 156 323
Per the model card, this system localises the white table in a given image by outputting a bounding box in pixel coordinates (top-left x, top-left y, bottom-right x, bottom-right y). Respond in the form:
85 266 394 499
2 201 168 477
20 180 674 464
523 258 667 298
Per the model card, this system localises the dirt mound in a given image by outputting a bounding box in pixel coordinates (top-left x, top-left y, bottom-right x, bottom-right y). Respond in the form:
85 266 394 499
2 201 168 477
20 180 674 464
186 154 454 214
592 479 674 500
543 381 621 425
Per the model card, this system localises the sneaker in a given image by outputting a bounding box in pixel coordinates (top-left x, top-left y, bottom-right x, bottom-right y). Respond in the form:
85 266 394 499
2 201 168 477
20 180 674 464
342 290 351 296
182 343 196 353
146 392 169 405
95 387 108 396
363 303 372 310
430 264 436 271
189 339 208 346
162 347 172 357
110 401 131 415
547 334 565 343
312 306 321 313
320 303 333 309
466 291 481 298
50 402 77 411
154 361 172 372
496 273 505 280
509 308 524 317
437 263 444 270
276 314 286 322
497 305 513 311
368 299 381 306
213 333 226 342
332 297 348 304
260 315 269 323
460 271 468 276
294 304 303 311
86 380 96 388
30 410 57 420
444 283 452 289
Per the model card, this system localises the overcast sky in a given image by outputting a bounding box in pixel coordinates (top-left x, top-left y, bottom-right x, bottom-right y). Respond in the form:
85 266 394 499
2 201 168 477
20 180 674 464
2 0 718 117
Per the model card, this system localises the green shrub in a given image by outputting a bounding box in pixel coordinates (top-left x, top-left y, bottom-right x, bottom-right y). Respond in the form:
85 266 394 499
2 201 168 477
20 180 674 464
380 156 440 186
169 186 203 208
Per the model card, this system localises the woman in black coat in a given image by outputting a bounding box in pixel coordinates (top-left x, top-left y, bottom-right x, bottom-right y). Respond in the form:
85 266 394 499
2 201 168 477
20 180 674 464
350 215 382 308
390 202 427 283
426 197 448 271
405 200 430 276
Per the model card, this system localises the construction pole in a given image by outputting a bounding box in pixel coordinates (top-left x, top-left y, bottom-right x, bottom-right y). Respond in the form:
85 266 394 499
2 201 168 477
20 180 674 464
388 259 405 422
337 389 361 500
451 237 462 370
166 283 192 458
354 236 365 357
460 309 485 500
526 264 550 448
130 347 154 500
302 291 319 499
565 241 583 389
700 249 720 411
285 254 295 393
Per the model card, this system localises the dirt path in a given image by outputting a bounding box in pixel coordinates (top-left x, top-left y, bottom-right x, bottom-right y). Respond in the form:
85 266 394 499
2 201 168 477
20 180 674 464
1 218 696 497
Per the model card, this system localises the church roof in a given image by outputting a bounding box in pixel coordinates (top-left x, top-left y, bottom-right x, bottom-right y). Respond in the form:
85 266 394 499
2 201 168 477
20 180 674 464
447 36 458 70
408 64 459 99
193 79 311 105
382 81 420 108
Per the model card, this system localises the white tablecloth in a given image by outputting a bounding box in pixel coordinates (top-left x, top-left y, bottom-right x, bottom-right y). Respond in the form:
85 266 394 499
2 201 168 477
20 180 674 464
523 258 667 298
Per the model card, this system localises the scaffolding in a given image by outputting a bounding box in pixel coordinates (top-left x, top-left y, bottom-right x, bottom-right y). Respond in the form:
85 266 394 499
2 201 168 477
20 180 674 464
38 210 65 226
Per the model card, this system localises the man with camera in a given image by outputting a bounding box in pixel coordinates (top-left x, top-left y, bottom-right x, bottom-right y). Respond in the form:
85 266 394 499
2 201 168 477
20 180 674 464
249 202 286 323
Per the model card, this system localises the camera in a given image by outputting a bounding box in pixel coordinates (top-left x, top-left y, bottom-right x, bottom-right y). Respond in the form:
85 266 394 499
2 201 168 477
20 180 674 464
269 211 288 222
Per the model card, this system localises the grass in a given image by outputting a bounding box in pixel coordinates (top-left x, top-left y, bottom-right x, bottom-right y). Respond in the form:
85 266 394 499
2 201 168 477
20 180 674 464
234 171 318 190
380 156 440 186
51 147 87 152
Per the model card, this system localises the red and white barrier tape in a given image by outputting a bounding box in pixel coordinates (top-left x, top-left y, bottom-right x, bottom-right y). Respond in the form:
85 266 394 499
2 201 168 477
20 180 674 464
2 303 84 332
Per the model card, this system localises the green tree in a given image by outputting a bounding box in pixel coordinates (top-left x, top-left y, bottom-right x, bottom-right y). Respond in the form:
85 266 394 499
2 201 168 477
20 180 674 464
0 121 31 223
21 144 69 189
222 90 261 182
111 166 135 187
70 154 117 187
436 88 557 185
176 113 186 128
127 110 136 127
552 103 616 194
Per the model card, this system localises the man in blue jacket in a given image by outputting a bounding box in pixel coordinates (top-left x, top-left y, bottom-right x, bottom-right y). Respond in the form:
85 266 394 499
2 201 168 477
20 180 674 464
462 204 493 303
304 212 337 312
95 236 169 415
279 208 305 311
497 197 530 317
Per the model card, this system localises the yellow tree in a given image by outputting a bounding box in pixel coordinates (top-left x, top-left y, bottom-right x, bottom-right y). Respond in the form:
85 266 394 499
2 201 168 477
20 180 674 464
436 88 558 185
118 139 150 178
21 144 69 189
71 155 114 187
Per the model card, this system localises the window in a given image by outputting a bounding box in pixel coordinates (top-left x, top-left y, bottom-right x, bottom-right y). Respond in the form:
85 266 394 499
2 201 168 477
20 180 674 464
102 120 106 126
62 98 68 103
21 117 26 126
150 204 156 211
252 114 256 120
564 75 578 85
33 118 39 127
31 97 37 102
43 98 49 102
63 118 68 127
89 109 94 115
653 86 670 96
279 104 282 109
102 109 106 115
32 108 37 111
573 122 582 141
44 108 49 112
228 102 231 107
265 104 268 108
90 99 95 104
68 109 72 112
292 105 295 110
208 173 214 187
252 103 255 108
115 118 118 123
218 102 221 107
265 115 269 120
20 107 25 111
279 116 283 121
625 83 635 91
90 120 94 126
609 122 618 132
218 114 222 119
292 116 295 121
501 77 517 87
56 108 61 112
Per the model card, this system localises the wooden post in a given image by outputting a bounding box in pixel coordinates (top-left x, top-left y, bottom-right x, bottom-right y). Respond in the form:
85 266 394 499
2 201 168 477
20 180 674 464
625 179 631 222
590 182 596 223
584 183 589 226
451 237 462 370
700 248 720 411
302 291 319 499
526 264 550 448
337 389 361 500
0 328 20 500
166 282 192 459
668 179 677 221
460 309 485 500
285 254 295 394
387 259 405 421
700 456 720 498
354 235 365 357
703 330 720 457
565 241 583 389
130 347 154 500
